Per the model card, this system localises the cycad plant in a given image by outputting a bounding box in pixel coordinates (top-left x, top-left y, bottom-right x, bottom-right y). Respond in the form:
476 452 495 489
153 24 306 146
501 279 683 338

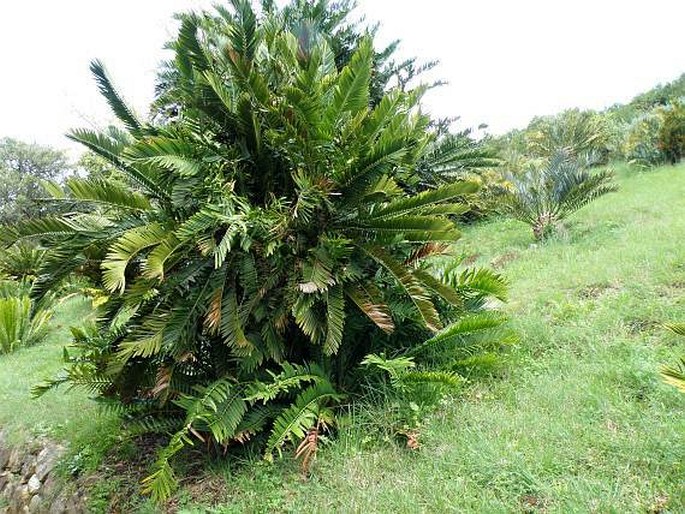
8 1 509 500
526 109 609 164
500 150 617 240
0 278 51 354
661 323 685 393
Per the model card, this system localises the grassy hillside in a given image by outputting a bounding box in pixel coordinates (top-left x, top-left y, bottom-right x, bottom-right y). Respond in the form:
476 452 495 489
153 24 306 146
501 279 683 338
0 296 116 447
1 163 684 512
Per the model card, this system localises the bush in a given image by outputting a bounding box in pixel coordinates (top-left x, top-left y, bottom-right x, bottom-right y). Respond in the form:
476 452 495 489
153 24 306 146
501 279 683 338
658 100 685 165
525 108 610 163
14 1 511 501
499 150 617 240
0 242 46 280
0 280 51 354
623 110 666 168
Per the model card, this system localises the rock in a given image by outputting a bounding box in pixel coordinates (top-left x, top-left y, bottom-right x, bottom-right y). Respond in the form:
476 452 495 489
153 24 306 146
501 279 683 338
0 447 10 470
28 474 41 494
48 494 67 514
2 473 19 501
29 494 42 512
64 493 83 514
7 450 22 473
20 457 36 479
0 471 9 492
35 445 63 482
10 484 29 510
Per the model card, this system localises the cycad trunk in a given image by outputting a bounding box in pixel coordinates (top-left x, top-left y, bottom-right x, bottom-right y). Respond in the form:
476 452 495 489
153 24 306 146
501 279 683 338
532 212 555 241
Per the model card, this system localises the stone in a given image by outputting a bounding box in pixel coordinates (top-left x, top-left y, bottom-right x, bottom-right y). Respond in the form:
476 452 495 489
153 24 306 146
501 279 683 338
2 473 19 501
35 445 63 482
0 447 10 470
28 474 41 494
29 494 42 512
0 471 9 492
48 494 67 514
10 484 30 510
65 493 83 514
7 449 22 473
20 457 36 479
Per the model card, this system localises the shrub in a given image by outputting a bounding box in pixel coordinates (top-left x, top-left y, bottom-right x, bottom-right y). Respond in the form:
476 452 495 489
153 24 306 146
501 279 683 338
622 110 665 168
0 281 51 354
657 100 685 165
0 242 46 280
13 1 511 501
500 150 617 240
525 109 610 163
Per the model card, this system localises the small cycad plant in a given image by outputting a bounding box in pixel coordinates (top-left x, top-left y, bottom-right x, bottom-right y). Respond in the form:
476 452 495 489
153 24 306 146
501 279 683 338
661 323 685 393
500 150 617 240
0 279 51 354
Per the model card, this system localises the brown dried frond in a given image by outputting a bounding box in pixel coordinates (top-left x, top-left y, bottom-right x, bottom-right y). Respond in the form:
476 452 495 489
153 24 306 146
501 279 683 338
346 284 395 334
405 243 452 266
402 430 420 450
295 427 319 476
233 430 255 445
204 287 224 334
151 365 172 399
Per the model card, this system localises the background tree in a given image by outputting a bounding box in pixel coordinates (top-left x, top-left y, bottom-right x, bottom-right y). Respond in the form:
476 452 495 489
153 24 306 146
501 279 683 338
0 138 72 225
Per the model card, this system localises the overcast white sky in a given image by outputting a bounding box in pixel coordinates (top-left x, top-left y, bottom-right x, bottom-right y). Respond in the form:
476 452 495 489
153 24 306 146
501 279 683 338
0 1 683 154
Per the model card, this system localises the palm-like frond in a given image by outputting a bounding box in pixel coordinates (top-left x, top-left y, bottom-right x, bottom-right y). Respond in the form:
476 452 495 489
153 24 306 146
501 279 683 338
500 150 616 240
266 381 342 458
90 60 143 134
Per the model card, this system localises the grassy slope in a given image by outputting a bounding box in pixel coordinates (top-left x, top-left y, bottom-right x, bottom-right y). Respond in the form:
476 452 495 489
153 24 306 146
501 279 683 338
179 163 685 513
0 296 116 446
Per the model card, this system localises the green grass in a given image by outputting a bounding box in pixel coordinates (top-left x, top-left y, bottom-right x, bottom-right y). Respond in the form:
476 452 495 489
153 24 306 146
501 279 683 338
2 163 685 513
0 295 117 447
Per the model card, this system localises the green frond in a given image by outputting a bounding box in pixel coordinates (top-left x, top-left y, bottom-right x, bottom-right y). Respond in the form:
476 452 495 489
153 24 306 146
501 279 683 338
401 370 464 390
65 177 152 210
324 285 345 355
412 268 463 307
666 323 685 337
143 234 184 280
266 381 342 458
68 129 171 202
326 37 372 124
350 216 461 243
101 223 168 294
141 430 191 502
90 59 143 133
409 311 508 356
245 362 326 404
660 359 685 393
362 245 442 332
369 182 479 219
220 287 254 356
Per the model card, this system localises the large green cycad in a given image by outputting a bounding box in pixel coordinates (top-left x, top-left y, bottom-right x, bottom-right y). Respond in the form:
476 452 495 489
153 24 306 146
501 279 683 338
8 1 507 500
